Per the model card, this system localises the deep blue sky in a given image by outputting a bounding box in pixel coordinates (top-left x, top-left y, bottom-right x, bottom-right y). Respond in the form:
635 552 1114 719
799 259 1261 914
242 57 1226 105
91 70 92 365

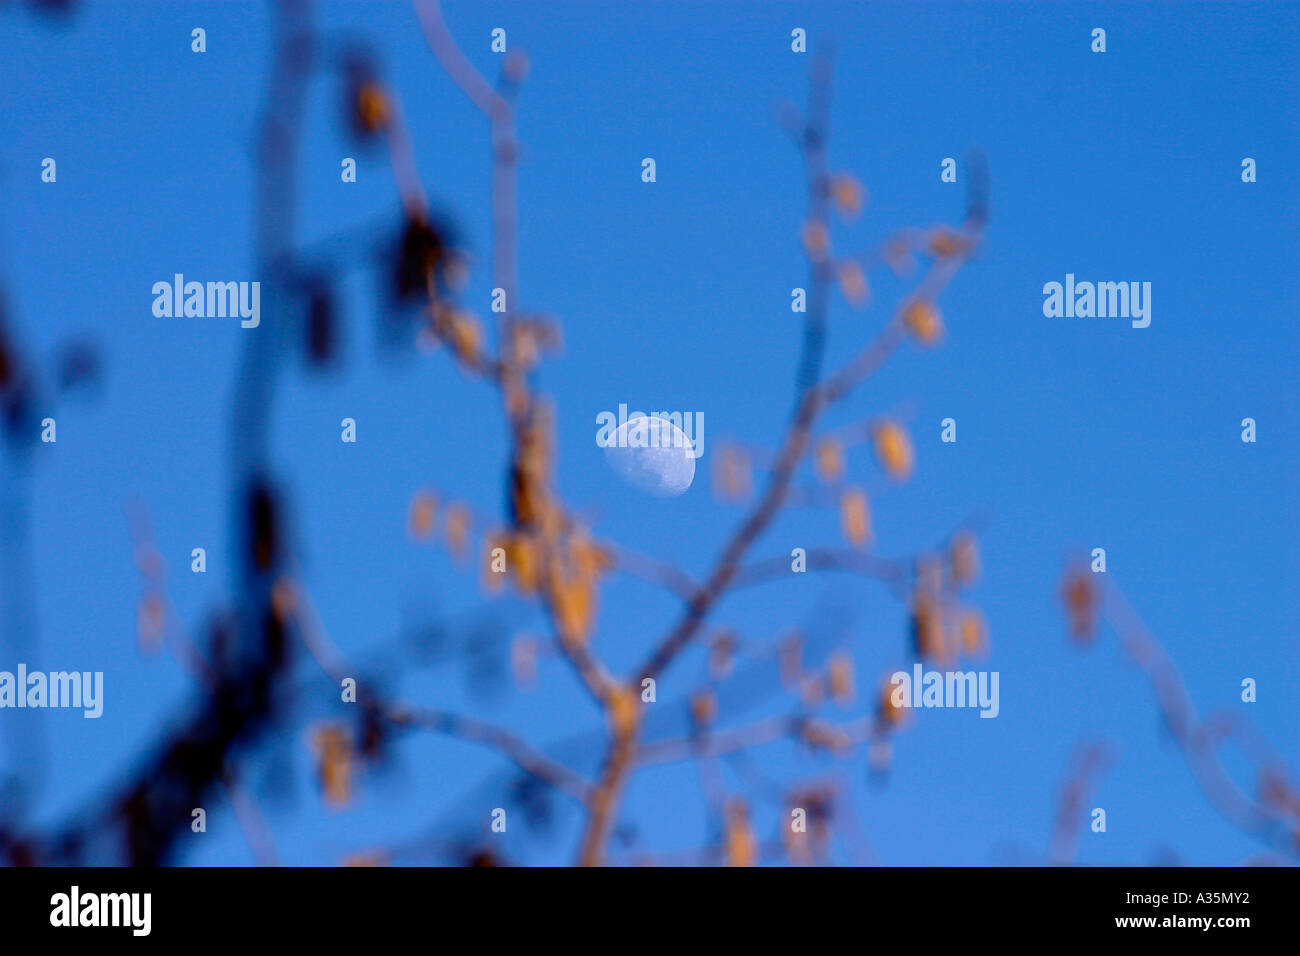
1 0 1297 865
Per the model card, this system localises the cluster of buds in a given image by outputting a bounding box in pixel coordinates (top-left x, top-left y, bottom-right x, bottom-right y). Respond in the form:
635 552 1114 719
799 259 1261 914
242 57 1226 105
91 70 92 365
909 538 987 665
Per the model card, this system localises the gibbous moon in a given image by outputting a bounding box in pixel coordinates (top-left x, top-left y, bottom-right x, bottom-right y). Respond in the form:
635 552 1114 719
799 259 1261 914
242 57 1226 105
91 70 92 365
603 416 696 496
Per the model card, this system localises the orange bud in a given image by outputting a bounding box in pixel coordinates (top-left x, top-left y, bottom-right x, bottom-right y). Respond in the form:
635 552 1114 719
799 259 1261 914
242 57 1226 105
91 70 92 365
878 678 906 729
830 174 865 219
356 82 390 134
836 260 869 306
959 610 987 656
1062 567 1099 643
927 228 966 258
873 421 914 481
801 220 831 261
312 724 354 808
448 311 483 364
408 490 436 540
444 503 471 559
271 578 298 620
902 299 943 346
138 592 165 652
912 592 944 661
690 689 718 728
840 488 872 547
713 446 752 501
724 801 757 867
814 437 845 483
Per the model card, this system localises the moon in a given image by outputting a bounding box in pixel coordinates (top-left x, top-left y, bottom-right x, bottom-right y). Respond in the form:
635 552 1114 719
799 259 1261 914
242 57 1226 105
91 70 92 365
603 416 696 496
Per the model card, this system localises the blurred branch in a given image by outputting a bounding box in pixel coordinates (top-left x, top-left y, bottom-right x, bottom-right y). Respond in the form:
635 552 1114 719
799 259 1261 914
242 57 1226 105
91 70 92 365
1047 740 1113 866
222 767 283 867
730 547 908 594
1102 582 1300 855
291 575 594 804
388 703 593 804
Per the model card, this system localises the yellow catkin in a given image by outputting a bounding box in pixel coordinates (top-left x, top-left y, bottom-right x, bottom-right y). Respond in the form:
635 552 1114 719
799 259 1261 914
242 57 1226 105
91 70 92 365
829 650 855 704
1062 568 1098 642
408 490 436 539
448 311 482 364
927 228 965 258
902 299 943 345
878 679 906 728
801 220 831 261
444 503 471 558
714 446 752 501
873 422 914 480
271 578 298 620
690 689 718 728
836 260 869 306
959 610 987 655
840 489 871 547
815 437 845 483
830 174 865 219
912 592 944 661
313 724 354 808
724 802 757 867
137 592 165 652
356 82 390 133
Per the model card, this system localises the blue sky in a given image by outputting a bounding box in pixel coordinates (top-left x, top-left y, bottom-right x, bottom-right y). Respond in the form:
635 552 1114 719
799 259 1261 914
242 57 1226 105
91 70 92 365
0 0 1296 865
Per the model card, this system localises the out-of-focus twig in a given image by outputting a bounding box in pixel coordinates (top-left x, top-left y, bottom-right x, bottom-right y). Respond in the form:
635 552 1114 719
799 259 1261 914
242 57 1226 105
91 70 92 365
1102 582 1299 855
